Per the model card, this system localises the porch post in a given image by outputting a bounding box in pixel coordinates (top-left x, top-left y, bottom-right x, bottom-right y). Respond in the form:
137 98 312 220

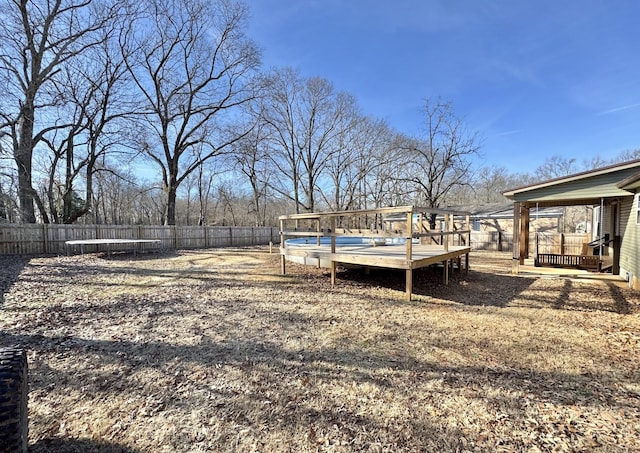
520 203 530 264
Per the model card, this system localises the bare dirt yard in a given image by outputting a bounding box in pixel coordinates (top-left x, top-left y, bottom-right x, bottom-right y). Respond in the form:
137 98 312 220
0 248 638 452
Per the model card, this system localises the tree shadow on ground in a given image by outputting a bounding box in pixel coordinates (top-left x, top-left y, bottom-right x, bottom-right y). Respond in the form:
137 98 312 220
0 255 31 306
96 250 179 261
3 330 636 413
608 281 632 314
338 265 538 308
5 328 639 450
30 438 140 452
335 264 638 314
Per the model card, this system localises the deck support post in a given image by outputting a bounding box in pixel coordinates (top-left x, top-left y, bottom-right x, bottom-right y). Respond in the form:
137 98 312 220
330 217 336 287
316 218 322 268
406 211 413 300
406 211 413 260
280 219 286 275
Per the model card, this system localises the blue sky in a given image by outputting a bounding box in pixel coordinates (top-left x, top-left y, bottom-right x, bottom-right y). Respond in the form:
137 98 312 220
247 0 640 173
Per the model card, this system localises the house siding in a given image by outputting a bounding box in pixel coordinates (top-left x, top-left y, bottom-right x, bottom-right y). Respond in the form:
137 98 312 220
510 167 640 203
620 194 640 289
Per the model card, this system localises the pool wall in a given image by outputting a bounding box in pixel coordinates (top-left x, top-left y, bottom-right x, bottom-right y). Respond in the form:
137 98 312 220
283 236 417 268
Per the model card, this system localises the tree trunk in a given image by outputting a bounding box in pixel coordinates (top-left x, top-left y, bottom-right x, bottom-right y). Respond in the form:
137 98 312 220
165 185 177 225
15 101 36 223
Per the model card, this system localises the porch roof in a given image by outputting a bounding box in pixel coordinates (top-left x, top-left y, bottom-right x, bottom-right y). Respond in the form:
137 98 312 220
503 159 640 206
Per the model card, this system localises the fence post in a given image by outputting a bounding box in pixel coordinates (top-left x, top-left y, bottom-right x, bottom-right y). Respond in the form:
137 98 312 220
229 227 233 247
42 224 49 254
172 226 178 250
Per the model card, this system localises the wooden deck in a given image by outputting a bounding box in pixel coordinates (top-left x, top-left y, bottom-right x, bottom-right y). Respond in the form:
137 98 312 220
283 243 470 270
279 206 473 301
282 242 471 301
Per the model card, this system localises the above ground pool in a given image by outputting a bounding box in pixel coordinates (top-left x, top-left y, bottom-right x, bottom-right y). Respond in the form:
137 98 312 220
283 236 418 268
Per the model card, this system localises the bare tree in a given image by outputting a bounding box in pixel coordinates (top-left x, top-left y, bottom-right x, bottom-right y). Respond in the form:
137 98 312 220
321 116 393 211
472 165 512 204
122 0 260 225
59 25 133 224
0 0 121 223
262 68 358 213
260 68 302 212
193 157 220 226
400 99 481 225
92 165 165 224
230 118 272 226
613 149 640 163
0 137 18 222
534 155 579 180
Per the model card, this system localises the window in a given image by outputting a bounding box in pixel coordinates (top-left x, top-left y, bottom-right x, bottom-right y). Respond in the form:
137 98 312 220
636 194 640 225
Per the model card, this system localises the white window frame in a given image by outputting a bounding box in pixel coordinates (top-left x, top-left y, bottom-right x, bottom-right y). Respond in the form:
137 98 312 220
636 194 640 225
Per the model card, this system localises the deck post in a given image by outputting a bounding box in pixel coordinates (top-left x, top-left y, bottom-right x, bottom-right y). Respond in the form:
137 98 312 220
466 214 471 247
330 216 337 287
465 214 471 272
316 217 322 268
406 211 413 260
406 210 413 301
443 214 449 252
280 219 286 275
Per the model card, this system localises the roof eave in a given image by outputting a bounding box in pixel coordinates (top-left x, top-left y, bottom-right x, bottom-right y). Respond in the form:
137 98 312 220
502 159 640 198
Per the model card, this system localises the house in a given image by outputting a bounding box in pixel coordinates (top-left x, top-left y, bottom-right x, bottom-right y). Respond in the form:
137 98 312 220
503 159 640 290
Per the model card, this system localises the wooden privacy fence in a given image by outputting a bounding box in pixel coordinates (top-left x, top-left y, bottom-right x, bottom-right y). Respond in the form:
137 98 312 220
466 231 514 251
0 224 279 255
463 231 589 254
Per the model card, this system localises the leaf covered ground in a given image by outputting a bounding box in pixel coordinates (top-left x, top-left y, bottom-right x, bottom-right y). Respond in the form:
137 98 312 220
0 248 638 452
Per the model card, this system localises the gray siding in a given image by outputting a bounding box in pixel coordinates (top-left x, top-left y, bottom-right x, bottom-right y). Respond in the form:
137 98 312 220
620 194 640 283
